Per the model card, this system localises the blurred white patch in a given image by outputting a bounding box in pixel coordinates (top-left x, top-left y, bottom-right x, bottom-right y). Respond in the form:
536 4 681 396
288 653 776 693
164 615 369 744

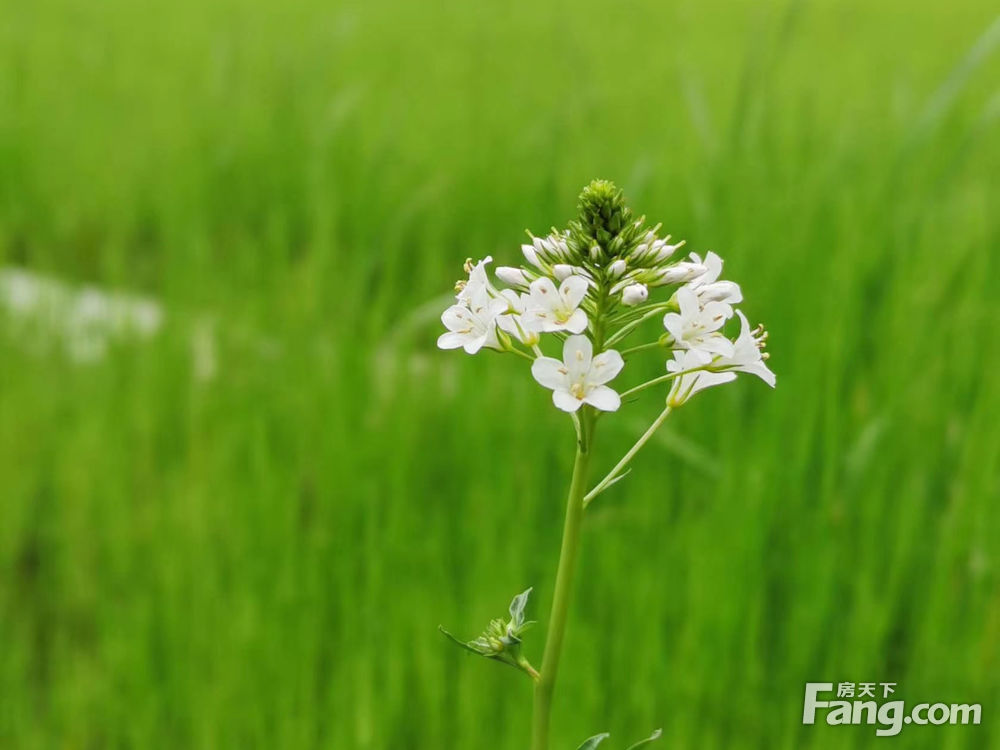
0 267 163 363
191 318 218 384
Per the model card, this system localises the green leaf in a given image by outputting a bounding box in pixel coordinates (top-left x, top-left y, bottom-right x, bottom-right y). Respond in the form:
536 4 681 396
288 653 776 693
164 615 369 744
576 733 610 750
437 626 486 656
508 587 532 629
624 729 663 749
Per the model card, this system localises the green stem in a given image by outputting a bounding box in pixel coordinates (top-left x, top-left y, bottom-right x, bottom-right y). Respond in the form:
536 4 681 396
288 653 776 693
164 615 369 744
619 366 706 401
620 339 667 357
531 414 595 750
583 405 671 507
605 305 669 347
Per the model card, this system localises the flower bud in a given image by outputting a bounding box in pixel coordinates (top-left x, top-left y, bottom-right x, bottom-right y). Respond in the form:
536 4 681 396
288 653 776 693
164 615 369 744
553 264 574 281
534 236 553 259
697 280 743 304
521 244 542 269
651 242 680 263
609 259 627 278
621 283 648 306
657 262 707 285
496 266 530 287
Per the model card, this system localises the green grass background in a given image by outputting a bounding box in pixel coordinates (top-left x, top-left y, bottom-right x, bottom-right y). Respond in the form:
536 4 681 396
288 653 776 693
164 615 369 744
1 0 999 747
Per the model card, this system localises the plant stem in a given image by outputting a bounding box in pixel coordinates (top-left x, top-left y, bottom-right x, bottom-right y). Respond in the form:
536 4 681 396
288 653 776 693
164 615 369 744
583 405 671 507
620 340 666 357
530 414 595 750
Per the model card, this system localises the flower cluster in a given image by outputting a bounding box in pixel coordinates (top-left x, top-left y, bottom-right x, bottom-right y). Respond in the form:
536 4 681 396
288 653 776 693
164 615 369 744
437 180 774 412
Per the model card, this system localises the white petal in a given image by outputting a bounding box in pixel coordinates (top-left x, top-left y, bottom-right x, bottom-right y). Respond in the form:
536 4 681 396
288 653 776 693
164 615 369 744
662 312 684 341
437 332 465 350
733 310 752 341
441 305 472 331
487 297 508 317
689 370 736 397
462 334 487 354
584 385 621 412
559 276 589 308
745 362 777 387
667 348 712 374
702 300 734 326
520 309 547 331
699 281 742 304
531 357 568 390
499 288 524 312
697 251 723 285
694 334 734 358
563 308 588 334
676 287 699 318
588 350 624 385
562 335 593 375
528 277 559 309
552 389 583 412
668 369 735 406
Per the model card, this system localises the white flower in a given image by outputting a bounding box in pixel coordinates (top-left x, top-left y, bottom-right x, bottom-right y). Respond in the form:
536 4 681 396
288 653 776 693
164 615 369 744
456 256 493 302
608 259 627 278
662 287 734 356
495 289 539 346
437 289 507 354
522 276 589 334
656 262 707 285
666 349 736 406
531 335 624 412
713 311 775 387
621 283 648 306
688 251 742 304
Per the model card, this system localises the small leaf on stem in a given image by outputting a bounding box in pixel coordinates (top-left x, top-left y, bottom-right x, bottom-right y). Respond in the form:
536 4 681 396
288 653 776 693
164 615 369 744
509 587 532 629
576 733 610 750
624 728 663 749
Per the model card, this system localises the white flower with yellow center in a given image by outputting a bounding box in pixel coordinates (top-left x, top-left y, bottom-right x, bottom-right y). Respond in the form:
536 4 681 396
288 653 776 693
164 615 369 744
437 289 507 354
495 289 540 346
531 335 624 412
522 276 589 334
662 287 734 357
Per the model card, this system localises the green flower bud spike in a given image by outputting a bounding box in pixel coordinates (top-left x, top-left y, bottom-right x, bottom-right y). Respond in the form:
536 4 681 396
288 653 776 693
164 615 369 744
569 179 648 262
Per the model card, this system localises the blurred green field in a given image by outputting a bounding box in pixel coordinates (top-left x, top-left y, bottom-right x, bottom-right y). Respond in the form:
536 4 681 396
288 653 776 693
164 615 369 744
1 0 999 748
